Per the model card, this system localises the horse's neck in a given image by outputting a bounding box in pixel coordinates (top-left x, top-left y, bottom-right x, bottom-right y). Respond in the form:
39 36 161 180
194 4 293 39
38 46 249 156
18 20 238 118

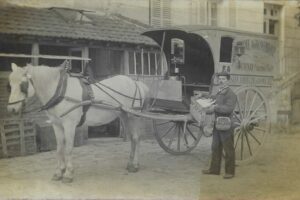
28 66 61 104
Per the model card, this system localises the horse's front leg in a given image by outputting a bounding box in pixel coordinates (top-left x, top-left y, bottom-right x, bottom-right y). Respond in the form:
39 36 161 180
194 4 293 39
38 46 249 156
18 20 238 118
126 116 141 173
52 123 66 181
61 120 77 183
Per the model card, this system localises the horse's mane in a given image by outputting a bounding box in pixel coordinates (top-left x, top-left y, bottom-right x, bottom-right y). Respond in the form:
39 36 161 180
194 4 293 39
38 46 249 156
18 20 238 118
26 64 63 75
26 64 64 89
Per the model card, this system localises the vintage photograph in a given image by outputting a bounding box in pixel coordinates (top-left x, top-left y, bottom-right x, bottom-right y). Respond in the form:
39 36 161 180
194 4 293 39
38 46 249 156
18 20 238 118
0 0 300 199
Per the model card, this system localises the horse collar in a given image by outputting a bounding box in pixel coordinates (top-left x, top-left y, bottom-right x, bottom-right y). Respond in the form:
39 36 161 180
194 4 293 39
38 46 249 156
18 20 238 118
40 70 68 111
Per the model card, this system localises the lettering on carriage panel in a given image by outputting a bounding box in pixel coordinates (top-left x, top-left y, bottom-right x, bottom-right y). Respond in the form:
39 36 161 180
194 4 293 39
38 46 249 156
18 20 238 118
232 39 277 76
230 75 273 86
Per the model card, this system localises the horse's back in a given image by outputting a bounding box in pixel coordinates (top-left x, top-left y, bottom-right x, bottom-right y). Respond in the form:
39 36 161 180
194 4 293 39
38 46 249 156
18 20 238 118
92 75 149 108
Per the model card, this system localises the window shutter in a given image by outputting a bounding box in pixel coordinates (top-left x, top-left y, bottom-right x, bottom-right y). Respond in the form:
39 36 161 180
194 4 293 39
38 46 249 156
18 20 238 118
150 0 171 27
162 0 171 26
198 0 206 25
150 0 161 27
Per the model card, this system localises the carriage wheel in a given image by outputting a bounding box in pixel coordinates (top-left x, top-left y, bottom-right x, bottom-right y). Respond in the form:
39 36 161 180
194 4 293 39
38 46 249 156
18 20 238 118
233 86 270 164
153 120 203 155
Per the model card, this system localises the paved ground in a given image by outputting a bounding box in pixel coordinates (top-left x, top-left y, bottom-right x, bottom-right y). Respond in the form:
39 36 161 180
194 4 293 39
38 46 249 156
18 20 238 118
0 136 211 200
0 132 300 200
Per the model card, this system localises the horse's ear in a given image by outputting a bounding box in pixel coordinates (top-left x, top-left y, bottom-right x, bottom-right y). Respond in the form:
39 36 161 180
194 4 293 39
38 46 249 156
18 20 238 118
11 63 18 72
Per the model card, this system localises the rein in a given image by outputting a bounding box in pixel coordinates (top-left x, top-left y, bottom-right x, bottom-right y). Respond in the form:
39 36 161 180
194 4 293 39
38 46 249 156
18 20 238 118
7 99 25 105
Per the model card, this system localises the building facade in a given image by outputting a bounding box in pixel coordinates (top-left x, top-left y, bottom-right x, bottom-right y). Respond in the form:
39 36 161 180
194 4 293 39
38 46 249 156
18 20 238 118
4 0 300 126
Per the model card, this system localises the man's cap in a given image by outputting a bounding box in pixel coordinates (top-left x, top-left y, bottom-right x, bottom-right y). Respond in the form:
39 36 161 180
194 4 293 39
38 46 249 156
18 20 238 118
216 71 230 79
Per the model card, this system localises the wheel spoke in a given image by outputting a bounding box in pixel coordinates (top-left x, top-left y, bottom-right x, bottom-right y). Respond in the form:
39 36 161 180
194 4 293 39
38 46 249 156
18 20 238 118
244 90 249 119
247 130 261 145
183 133 189 147
233 112 242 122
249 114 267 124
253 126 266 132
161 123 176 139
177 124 181 151
168 124 177 148
248 101 265 120
240 131 244 160
186 126 197 141
236 95 244 119
244 132 253 156
246 92 258 119
234 129 242 149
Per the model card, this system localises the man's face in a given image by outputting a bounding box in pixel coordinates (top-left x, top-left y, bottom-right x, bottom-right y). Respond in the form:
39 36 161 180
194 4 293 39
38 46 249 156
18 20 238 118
218 75 229 86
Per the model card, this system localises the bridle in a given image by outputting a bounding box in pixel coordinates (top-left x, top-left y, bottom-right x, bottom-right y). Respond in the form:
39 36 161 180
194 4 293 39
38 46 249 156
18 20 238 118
7 76 31 106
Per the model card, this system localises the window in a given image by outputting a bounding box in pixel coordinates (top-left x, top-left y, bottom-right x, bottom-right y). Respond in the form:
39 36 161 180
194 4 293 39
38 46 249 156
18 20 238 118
210 2 218 26
129 50 163 76
220 37 234 63
69 48 83 73
150 0 171 27
264 4 281 36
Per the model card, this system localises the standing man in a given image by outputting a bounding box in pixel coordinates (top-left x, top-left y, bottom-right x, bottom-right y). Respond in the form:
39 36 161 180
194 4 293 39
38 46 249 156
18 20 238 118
202 71 237 179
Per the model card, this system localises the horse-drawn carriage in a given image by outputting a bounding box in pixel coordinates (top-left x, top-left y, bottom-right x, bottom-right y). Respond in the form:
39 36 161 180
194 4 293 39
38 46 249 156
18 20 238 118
5 25 278 182
140 26 277 164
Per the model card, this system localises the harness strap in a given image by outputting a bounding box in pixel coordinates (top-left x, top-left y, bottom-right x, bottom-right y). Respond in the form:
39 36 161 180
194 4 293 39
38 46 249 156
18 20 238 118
131 82 138 107
93 83 123 106
131 81 142 108
40 69 68 111
96 82 143 101
77 78 94 127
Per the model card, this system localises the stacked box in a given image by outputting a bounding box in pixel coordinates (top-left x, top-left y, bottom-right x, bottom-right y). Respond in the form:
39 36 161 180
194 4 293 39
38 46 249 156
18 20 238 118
0 118 37 158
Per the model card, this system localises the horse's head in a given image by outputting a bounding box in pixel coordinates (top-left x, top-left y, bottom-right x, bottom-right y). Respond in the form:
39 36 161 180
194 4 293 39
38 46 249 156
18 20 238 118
7 63 35 114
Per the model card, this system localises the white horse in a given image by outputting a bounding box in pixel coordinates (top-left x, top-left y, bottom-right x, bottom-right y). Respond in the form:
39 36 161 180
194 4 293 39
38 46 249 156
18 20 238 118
7 63 149 183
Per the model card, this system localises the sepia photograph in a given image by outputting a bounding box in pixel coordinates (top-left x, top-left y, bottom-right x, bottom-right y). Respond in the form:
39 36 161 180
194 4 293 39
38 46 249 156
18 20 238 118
0 0 300 199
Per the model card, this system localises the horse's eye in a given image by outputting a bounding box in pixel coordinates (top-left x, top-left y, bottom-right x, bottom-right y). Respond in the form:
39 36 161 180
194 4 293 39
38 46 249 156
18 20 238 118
6 82 11 93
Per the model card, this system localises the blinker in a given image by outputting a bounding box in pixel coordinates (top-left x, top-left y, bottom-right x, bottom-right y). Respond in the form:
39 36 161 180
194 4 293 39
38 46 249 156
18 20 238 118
20 81 29 94
6 82 11 93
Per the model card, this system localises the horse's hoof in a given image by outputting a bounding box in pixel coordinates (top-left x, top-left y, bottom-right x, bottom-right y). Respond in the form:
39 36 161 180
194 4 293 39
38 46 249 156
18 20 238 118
126 164 139 173
62 177 73 183
52 174 63 181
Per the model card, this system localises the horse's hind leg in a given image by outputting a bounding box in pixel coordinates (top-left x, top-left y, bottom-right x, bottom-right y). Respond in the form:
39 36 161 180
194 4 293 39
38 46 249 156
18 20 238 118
52 124 66 181
61 120 77 183
126 116 141 173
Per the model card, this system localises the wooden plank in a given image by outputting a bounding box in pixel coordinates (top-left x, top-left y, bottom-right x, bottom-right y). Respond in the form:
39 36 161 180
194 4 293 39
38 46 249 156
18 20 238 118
0 121 8 157
0 53 91 61
19 120 26 156
2 127 21 133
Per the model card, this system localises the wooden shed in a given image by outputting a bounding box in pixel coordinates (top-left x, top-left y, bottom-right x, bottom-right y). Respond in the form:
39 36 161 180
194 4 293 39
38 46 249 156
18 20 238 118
0 6 161 147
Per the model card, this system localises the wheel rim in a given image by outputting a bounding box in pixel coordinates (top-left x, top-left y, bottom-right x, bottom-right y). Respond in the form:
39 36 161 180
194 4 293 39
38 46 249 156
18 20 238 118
233 86 270 164
153 120 203 155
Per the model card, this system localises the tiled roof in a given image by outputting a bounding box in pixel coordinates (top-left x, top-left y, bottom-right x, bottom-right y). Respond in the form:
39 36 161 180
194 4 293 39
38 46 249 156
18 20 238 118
0 6 156 46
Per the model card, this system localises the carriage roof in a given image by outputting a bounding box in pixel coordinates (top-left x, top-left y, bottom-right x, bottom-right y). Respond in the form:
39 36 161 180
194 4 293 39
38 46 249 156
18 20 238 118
142 25 277 41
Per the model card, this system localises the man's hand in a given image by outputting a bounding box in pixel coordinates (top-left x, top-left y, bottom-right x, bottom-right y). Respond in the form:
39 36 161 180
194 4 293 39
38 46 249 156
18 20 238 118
205 104 216 114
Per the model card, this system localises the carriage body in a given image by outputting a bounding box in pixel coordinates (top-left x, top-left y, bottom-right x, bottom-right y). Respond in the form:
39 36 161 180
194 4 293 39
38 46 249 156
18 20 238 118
143 25 278 106
142 26 278 162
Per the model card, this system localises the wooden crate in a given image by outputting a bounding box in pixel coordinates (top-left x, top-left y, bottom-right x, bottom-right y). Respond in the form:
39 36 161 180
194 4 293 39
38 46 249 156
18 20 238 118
0 118 37 158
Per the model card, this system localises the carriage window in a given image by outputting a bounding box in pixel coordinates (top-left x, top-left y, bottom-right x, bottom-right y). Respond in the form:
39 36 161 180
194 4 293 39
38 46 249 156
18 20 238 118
171 38 184 65
129 52 135 74
219 37 234 63
150 53 156 75
135 52 142 74
143 53 149 75
128 51 163 76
